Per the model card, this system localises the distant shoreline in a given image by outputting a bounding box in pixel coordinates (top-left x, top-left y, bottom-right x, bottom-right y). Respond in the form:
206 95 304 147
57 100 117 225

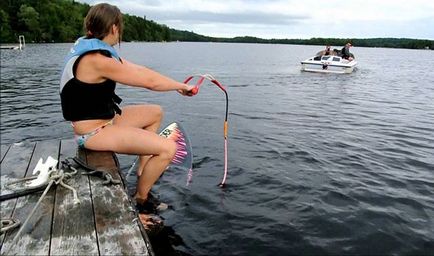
166 31 434 50
7 40 433 51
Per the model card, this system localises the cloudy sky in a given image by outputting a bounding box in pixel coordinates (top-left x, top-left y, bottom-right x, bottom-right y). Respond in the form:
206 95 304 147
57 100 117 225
78 0 434 40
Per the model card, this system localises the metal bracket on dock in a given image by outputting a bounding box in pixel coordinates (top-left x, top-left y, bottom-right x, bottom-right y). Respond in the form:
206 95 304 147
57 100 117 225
72 156 122 186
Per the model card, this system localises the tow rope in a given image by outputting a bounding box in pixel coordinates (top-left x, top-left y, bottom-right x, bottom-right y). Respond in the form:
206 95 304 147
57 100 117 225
184 74 229 187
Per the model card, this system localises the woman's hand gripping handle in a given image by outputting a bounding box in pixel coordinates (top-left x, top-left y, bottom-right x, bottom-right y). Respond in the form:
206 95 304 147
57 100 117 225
178 76 205 96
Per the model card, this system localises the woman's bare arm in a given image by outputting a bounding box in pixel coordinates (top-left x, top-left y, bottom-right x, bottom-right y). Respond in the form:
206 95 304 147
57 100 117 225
88 53 192 92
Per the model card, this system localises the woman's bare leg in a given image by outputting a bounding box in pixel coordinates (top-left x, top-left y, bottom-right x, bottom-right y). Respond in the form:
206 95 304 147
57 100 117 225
113 105 163 176
84 124 177 202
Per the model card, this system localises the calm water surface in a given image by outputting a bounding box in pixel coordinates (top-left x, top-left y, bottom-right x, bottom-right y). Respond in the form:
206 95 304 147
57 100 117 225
1 42 434 255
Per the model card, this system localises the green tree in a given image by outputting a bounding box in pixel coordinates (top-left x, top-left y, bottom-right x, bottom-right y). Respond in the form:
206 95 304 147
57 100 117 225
17 4 40 41
0 8 13 42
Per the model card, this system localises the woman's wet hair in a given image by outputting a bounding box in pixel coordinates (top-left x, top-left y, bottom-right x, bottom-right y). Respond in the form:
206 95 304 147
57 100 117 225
84 3 123 44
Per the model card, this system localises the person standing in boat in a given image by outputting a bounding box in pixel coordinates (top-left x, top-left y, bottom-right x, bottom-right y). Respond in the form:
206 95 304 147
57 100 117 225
59 3 195 228
324 45 332 55
341 42 354 60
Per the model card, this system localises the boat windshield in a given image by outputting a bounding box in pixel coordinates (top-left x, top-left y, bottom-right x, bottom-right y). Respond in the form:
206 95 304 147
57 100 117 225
321 56 342 62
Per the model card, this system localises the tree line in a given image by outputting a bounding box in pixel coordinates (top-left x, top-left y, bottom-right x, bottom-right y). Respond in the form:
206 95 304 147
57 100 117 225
1 0 432 50
0 0 172 43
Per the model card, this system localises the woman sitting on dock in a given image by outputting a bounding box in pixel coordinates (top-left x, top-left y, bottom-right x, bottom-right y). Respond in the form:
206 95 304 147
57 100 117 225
59 3 195 227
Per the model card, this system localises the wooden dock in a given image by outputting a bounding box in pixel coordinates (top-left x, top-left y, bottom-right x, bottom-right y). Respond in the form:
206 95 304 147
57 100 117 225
0 45 21 50
0 139 153 255
0 35 25 50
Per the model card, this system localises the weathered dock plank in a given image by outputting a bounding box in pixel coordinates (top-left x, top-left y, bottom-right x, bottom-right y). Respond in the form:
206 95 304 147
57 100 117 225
50 140 99 255
0 140 152 255
0 199 16 252
84 149 151 255
0 144 10 162
0 142 35 253
1 140 60 255
0 142 36 200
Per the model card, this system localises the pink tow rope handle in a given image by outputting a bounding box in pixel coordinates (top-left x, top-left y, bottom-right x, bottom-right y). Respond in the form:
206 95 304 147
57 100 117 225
184 75 229 187
183 76 204 96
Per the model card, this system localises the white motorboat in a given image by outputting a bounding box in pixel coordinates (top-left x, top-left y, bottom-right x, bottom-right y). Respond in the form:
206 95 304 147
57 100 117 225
301 55 357 74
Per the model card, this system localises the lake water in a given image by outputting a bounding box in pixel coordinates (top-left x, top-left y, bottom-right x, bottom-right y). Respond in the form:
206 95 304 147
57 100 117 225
1 42 434 255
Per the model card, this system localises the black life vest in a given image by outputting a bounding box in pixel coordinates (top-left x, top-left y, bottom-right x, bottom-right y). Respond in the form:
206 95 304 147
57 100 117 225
59 37 122 121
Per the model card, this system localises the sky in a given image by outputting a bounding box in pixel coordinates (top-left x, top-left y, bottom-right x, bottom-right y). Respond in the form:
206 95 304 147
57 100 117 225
78 0 434 40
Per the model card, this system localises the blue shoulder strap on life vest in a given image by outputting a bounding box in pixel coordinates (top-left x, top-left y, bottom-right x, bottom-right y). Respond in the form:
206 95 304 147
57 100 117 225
60 37 121 92
64 37 120 64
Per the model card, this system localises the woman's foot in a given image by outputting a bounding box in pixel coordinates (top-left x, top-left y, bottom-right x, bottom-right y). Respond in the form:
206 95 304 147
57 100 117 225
135 193 167 236
135 193 153 211
138 213 164 236
136 198 155 213
135 193 168 213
